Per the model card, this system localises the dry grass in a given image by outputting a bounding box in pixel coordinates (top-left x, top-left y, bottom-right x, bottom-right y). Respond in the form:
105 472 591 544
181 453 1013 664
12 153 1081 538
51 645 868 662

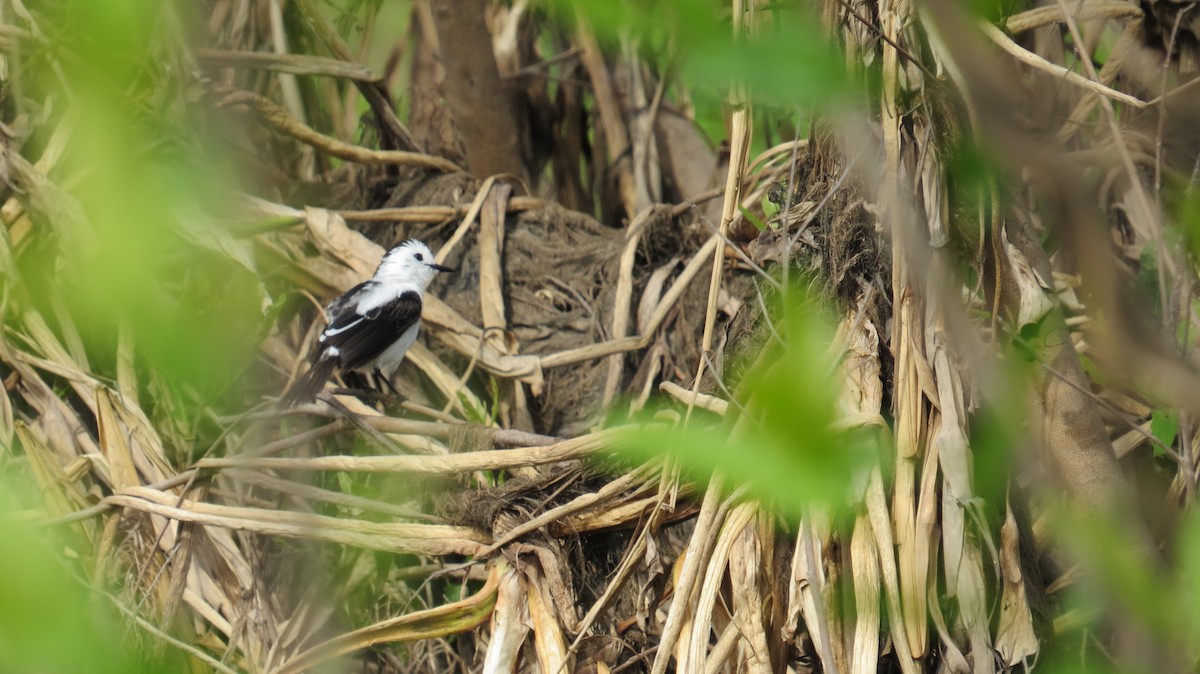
4 1 1200 673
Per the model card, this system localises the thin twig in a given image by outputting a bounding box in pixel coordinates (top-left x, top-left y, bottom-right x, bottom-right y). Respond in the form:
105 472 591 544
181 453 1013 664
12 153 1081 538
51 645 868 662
501 48 582 79
829 0 935 77
196 49 379 81
217 90 460 172
1017 338 1183 462
981 21 1146 109
104 588 245 674
693 205 782 290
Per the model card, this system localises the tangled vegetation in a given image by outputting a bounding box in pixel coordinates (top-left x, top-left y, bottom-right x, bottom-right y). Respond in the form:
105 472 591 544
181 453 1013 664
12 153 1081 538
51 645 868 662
3 1 1200 673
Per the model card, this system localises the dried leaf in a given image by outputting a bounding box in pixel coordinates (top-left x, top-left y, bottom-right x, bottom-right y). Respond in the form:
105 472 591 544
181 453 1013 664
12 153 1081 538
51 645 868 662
483 566 528 674
525 563 571 674
271 563 502 674
850 513 881 674
995 501 1039 666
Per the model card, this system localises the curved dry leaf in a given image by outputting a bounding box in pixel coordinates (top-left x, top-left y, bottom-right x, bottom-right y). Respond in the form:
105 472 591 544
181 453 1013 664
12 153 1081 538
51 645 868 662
95 389 140 492
685 502 755 673
525 563 571 674
927 575 971 674
270 563 503 674
788 515 842 674
728 511 773 674
483 565 528 674
17 423 92 523
941 445 966 593
905 431 941 658
110 486 490 556
866 470 918 674
850 513 881 674
1001 230 1056 329
956 539 995 674
836 313 883 417
508 542 580 633
995 501 1039 666
303 207 379 279
637 257 680 337
931 347 972 501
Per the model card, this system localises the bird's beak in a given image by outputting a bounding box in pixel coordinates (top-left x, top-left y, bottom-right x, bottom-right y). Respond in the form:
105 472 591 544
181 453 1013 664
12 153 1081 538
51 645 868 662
428 263 455 273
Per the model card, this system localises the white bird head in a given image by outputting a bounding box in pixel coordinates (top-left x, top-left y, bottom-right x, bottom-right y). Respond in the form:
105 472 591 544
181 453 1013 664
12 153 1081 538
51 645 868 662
375 240 454 289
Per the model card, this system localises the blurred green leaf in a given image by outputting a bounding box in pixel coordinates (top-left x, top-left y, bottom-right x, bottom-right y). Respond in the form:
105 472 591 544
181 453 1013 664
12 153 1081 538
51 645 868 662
0 477 173 673
616 287 874 515
1150 409 1178 458
1056 512 1182 650
1178 512 1200 648
1175 189 1200 285
17 0 267 401
548 0 854 109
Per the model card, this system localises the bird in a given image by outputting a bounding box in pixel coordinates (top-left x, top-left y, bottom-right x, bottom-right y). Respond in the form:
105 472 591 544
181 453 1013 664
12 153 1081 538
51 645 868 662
281 239 453 407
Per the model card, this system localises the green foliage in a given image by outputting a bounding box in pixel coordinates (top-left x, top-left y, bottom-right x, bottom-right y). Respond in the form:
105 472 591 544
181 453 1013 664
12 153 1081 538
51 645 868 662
617 286 874 516
16 1 267 401
761 193 780 221
1150 409 1178 458
0 480 174 674
966 0 1033 23
1179 512 1200 648
1174 187 1200 272
1049 510 1200 671
1135 245 1165 318
738 204 767 231
546 0 854 109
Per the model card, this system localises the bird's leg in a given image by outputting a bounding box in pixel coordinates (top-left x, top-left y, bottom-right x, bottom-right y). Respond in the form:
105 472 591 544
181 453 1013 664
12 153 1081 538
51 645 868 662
330 386 391 403
334 371 378 400
373 367 404 402
331 371 394 406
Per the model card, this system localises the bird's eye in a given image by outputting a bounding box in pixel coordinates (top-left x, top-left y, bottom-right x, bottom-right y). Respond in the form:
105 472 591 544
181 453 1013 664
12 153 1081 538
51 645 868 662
414 253 424 261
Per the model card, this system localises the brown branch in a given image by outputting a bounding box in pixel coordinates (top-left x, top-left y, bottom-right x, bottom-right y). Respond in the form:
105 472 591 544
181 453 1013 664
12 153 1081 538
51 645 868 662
219 90 461 172
336 196 546 223
195 49 378 81
333 187 723 224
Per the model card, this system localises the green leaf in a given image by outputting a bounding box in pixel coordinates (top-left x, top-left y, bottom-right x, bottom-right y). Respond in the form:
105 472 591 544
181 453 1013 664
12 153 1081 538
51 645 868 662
762 194 780 221
613 287 875 515
1178 512 1200 646
554 0 854 109
0 476 177 673
740 205 767 232
1150 409 1178 458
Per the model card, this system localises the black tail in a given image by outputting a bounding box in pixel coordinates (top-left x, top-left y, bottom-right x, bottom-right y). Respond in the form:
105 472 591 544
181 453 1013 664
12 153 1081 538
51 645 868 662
280 356 339 407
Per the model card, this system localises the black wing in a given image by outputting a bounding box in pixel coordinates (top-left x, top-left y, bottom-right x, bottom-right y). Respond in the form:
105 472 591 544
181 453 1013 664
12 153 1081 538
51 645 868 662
321 289 422 371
